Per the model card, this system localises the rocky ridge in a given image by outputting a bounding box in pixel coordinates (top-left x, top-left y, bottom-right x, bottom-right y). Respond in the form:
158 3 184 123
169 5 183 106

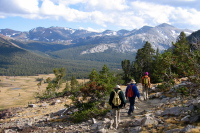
0 23 193 54
0 79 200 133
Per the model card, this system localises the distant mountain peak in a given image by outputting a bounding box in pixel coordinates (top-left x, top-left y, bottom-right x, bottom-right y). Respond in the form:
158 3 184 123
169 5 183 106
0 24 194 53
157 23 175 28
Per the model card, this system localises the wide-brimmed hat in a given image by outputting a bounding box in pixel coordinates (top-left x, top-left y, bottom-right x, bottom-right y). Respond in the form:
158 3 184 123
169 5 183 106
115 85 120 88
130 79 136 84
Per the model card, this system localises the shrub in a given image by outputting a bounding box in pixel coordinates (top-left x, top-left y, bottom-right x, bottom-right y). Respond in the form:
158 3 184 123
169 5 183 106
70 106 109 123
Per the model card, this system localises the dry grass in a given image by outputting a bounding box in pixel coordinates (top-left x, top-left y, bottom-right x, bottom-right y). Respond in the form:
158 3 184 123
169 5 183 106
0 74 89 110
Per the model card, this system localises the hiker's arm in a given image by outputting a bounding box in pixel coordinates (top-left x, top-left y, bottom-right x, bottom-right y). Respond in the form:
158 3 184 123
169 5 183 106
148 77 151 88
125 86 128 99
134 86 140 98
141 77 144 85
109 92 114 105
120 91 126 106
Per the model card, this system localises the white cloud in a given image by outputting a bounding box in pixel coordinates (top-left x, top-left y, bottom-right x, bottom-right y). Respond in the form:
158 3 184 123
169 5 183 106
51 0 128 11
130 1 174 25
86 0 128 11
171 7 200 29
0 15 6 18
0 0 200 31
57 0 87 5
40 0 65 15
128 1 200 30
0 0 39 14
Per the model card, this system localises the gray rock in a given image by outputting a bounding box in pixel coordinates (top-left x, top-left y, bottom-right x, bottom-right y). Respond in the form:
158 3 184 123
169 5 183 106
156 92 163 96
131 118 143 126
165 128 181 133
181 124 198 132
97 128 107 133
192 99 200 105
183 105 194 112
141 116 158 126
151 86 156 91
169 97 177 103
128 126 142 133
91 123 98 130
155 110 162 116
40 102 49 107
102 118 111 124
181 115 190 123
189 115 200 123
159 95 167 99
160 97 170 103
161 106 183 116
91 121 104 131
4 129 17 133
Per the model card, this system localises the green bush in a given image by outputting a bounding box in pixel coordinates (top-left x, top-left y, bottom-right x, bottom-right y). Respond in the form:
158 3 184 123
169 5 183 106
157 82 172 92
70 106 109 123
176 86 189 96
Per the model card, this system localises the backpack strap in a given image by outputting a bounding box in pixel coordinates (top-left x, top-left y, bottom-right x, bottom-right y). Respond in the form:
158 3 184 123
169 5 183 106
113 90 121 94
130 84 134 88
117 90 121 94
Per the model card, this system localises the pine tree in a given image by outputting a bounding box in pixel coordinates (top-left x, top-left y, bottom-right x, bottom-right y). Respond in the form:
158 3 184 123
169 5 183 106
89 69 99 82
70 75 79 92
172 32 194 77
121 59 131 83
132 41 155 82
53 68 66 92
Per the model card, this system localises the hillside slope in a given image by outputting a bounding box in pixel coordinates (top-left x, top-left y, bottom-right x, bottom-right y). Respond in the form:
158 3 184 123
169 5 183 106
0 35 110 77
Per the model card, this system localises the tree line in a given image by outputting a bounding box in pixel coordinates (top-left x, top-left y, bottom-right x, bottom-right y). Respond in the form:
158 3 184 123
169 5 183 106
121 32 200 85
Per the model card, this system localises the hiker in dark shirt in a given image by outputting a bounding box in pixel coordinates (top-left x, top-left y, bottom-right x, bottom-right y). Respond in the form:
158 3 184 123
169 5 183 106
125 79 141 116
109 85 126 129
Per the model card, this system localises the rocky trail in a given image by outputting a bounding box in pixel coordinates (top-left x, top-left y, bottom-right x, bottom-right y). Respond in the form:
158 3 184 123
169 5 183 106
0 82 200 133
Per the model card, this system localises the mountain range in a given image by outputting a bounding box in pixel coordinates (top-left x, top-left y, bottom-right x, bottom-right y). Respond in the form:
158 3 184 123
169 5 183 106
0 23 199 77
0 23 193 52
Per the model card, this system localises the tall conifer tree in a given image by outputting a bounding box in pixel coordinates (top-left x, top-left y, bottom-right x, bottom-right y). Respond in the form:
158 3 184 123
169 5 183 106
132 41 155 82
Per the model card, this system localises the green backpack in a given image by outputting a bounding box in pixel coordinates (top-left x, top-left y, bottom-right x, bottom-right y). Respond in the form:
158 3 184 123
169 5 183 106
143 76 149 86
112 90 121 106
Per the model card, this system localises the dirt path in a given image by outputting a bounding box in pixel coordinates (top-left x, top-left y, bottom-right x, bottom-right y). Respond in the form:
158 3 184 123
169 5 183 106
107 84 160 132
120 84 157 117
120 98 159 120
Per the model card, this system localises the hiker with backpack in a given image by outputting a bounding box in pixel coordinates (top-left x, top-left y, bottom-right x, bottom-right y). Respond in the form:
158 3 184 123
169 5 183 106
125 79 141 116
109 85 126 129
141 72 151 100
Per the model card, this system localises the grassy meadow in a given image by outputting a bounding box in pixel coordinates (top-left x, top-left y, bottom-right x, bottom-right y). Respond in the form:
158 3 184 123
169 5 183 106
0 74 89 110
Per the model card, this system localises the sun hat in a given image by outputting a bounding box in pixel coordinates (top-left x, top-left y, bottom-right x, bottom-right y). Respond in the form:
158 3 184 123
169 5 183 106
130 79 136 84
115 85 120 88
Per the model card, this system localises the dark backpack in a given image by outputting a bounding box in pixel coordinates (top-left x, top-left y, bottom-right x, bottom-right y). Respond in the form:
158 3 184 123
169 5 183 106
127 85 134 97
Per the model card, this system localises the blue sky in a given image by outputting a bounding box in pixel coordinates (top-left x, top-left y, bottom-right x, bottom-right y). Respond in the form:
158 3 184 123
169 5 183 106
0 0 200 32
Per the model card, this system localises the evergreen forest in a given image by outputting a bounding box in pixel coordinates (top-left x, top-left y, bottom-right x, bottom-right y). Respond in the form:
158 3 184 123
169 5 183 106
0 36 134 78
